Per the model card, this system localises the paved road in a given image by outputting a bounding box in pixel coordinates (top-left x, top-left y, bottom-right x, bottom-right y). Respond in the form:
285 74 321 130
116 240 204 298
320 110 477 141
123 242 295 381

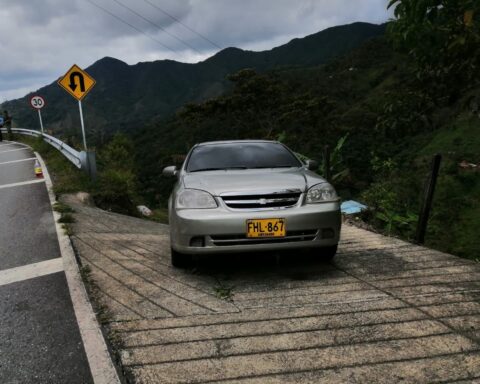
0 141 93 384
65 193 480 383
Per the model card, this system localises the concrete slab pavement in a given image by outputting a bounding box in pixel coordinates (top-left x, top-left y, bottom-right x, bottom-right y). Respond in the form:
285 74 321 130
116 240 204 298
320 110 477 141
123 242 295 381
64 193 480 384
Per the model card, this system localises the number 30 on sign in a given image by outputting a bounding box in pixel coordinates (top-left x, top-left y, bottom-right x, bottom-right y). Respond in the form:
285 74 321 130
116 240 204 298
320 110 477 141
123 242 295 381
30 95 46 110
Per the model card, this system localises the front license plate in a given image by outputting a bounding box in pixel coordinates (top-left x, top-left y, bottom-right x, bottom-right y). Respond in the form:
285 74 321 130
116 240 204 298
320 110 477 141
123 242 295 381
246 218 286 238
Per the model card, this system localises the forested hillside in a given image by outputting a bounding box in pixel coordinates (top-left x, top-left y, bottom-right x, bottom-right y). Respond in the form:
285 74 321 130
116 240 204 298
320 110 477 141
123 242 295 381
134 0 480 260
134 37 415 207
2 22 384 141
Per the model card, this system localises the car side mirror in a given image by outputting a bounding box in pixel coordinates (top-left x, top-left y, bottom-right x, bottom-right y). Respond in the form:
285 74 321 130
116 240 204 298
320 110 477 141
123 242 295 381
162 166 178 177
305 159 318 171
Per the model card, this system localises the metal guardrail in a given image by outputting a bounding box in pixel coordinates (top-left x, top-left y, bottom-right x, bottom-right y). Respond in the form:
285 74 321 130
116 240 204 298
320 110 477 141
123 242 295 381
0 127 96 178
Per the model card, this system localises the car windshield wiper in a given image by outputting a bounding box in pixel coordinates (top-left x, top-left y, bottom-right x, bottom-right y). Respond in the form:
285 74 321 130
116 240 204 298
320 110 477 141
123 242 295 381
249 165 297 169
189 166 247 172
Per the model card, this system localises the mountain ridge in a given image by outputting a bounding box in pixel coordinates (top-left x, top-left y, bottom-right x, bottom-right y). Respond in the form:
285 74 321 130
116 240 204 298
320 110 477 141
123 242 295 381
2 22 386 138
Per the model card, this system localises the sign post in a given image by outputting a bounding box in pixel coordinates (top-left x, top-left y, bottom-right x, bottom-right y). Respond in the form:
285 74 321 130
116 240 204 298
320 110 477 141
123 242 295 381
57 64 96 151
30 95 46 133
78 100 87 150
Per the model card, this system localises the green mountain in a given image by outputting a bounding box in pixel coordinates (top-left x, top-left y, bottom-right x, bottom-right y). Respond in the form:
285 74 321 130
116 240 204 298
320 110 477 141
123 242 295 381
2 22 385 139
133 33 479 261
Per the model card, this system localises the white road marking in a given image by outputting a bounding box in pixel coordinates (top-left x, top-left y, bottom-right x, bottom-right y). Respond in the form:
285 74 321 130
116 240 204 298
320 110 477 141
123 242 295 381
0 258 64 287
0 148 30 154
0 157 37 166
0 178 45 190
0 143 29 149
36 152 121 384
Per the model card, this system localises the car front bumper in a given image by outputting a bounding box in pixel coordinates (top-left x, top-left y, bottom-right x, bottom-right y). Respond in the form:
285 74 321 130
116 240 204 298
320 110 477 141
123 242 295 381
170 201 341 254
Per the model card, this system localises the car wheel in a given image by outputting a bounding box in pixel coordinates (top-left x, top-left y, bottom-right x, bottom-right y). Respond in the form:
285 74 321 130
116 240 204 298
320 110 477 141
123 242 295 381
321 245 338 261
171 248 192 268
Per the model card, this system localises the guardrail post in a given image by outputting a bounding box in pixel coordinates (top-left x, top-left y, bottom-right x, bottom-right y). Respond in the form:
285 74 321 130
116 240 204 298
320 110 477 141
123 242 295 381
415 154 442 245
79 150 97 180
86 151 97 180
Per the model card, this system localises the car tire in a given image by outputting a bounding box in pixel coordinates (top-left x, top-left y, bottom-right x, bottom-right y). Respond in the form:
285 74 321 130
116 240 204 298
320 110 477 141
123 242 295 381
171 248 192 268
321 245 338 261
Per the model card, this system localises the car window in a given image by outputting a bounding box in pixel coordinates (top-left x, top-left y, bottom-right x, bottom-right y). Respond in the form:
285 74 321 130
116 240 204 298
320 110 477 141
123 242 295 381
186 142 302 172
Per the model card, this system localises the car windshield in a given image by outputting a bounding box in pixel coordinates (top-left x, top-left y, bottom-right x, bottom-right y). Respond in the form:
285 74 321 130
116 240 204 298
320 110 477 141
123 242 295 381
186 142 302 172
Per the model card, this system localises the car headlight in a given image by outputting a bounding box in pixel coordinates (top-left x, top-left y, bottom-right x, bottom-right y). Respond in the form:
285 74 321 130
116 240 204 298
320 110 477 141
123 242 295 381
176 189 218 209
306 183 338 203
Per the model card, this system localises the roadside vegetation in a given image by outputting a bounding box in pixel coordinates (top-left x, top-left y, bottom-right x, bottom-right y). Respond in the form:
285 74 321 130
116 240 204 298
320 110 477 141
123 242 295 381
15 134 169 223
132 0 479 260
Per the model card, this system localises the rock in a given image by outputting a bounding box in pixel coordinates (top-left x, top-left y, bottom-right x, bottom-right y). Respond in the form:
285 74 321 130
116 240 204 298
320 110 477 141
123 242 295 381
459 160 478 170
75 192 95 206
137 205 152 217
61 192 95 207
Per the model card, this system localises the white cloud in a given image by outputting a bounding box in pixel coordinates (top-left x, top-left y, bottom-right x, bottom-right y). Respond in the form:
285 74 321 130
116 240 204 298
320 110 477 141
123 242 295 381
0 0 391 101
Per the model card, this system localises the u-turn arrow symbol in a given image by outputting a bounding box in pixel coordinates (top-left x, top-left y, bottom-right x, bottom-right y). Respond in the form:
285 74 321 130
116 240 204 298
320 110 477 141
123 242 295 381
68 72 85 92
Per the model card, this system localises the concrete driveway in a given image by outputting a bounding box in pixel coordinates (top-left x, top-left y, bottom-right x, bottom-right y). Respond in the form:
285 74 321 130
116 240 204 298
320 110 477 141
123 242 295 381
65 194 480 384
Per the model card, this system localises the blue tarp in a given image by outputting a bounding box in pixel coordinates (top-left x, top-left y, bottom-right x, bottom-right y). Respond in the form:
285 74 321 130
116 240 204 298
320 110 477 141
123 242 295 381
341 200 367 215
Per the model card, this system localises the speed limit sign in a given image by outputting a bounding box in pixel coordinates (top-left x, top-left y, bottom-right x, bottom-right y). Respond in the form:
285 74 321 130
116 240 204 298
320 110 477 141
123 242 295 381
30 95 45 109
30 95 46 133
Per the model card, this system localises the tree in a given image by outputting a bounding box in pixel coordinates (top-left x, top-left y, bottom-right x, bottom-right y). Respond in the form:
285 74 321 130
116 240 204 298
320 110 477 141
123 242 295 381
388 0 480 98
94 133 139 215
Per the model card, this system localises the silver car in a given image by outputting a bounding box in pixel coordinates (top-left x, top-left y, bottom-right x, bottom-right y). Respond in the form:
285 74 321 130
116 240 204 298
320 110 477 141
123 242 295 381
163 140 341 267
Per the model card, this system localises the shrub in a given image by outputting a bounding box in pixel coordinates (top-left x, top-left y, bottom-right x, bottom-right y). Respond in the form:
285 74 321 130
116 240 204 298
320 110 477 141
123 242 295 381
94 168 138 216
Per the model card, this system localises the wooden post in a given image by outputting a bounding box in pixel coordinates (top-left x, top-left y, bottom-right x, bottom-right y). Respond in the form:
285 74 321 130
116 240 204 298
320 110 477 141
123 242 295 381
415 154 442 244
323 145 331 181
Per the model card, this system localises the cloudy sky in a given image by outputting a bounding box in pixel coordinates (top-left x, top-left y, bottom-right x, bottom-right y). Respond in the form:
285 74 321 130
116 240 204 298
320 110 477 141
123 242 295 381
0 0 392 101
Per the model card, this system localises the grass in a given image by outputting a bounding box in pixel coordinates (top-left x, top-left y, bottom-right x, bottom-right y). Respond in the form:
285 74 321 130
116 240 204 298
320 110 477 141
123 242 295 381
213 279 235 302
148 208 169 224
15 133 163 223
53 202 77 233
53 202 75 214
14 135 93 196
79 262 126 370
57 213 75 224
79 264 112 325
438 174 480 259
213 285 234 301
62 223 74 236
419 113 480 260
420 114 480 161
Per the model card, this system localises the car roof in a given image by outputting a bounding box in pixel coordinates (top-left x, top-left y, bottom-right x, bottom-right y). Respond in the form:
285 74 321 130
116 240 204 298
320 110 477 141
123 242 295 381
195 140 280 147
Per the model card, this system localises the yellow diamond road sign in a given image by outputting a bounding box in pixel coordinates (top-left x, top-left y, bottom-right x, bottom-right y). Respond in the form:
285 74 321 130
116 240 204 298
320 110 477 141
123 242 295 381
58 64 96 101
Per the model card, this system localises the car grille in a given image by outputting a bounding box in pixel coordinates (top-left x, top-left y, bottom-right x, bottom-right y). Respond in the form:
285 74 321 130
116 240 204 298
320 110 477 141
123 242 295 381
210 230 317 246
221 192 301 209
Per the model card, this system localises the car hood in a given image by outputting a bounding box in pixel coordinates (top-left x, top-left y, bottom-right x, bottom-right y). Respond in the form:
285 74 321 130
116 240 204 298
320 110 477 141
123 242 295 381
182 168 326 196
